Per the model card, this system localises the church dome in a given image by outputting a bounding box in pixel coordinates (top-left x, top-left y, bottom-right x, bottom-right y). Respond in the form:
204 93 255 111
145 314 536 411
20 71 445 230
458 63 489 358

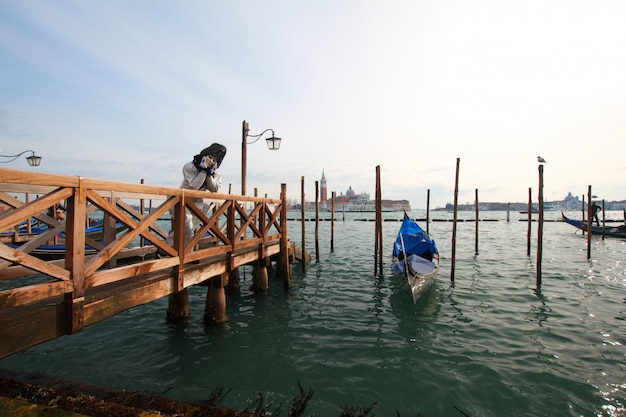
346 186 355 196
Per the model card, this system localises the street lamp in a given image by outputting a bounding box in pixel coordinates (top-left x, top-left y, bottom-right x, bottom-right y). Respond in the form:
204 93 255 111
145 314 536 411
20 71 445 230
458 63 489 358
0 150 42 166
241 120 281 196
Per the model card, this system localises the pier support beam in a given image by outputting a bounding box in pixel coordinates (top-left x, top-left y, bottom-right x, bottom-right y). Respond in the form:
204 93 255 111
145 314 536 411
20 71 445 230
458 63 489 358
204 273 227 324
226 268 241 293
166 290 190 321
251 262 268 293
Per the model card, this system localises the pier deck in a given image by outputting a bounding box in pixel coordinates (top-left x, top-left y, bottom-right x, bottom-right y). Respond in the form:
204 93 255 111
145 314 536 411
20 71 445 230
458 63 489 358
0 168 291 358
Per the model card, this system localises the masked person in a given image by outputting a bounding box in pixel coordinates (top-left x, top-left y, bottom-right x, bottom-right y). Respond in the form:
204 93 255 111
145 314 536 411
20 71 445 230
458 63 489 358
163 143 227 253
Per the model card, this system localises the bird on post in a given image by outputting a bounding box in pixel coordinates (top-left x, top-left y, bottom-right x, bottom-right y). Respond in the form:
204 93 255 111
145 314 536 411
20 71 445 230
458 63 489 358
537 156 546 163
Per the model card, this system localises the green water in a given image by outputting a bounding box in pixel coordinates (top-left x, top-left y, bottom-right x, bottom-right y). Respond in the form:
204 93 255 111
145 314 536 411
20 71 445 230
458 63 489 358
1 210 624 416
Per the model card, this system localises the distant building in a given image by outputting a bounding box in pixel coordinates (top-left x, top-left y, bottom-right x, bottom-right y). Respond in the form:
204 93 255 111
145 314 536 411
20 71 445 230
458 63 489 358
319 170 411 212
544 192 581 211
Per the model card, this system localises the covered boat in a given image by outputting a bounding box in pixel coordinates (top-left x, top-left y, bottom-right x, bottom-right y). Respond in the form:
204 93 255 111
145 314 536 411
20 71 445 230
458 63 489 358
391 213 440 303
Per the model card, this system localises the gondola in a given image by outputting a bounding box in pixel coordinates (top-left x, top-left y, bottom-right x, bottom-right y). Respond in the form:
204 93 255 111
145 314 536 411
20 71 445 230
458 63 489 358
391 213 440 303
561 212 626 238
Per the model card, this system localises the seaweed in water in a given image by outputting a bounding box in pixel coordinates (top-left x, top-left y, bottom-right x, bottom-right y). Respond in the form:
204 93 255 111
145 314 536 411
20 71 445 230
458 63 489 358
340 401 378 417
289 380 314 417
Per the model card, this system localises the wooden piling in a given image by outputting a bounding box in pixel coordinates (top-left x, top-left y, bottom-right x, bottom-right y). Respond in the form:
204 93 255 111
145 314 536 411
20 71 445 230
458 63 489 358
279 183 291 289
527 188 532 257
252 264 268 293
451 158 460 282
204 274 227 324
426 189 431 235
601 199 605 240
374 165 383 275
331 191 335 252
536 165 544 288
474 188 479 255
167 289 190 321
586 185 592 260
300 176 306 273
315 180 320 263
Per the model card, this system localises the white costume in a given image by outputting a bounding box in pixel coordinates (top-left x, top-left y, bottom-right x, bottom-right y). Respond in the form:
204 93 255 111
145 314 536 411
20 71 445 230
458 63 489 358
166 143 226 248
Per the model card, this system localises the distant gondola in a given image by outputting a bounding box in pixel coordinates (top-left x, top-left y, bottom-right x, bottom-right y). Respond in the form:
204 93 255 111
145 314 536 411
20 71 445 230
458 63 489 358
561 212 626 238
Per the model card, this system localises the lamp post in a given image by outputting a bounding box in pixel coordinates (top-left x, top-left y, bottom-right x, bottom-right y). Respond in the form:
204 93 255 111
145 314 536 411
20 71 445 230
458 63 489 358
0 150 42 166
241 120 281 196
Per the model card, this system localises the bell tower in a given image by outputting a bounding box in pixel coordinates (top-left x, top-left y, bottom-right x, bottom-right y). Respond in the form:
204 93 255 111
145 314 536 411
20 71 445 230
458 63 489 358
320 169 327 202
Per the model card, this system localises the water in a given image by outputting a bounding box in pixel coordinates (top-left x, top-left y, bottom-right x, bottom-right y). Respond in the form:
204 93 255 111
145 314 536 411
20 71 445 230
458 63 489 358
1 210 624 416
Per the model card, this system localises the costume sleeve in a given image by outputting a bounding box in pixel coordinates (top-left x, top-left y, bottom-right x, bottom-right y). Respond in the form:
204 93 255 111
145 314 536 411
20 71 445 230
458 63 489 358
205 171 222 192
181 162 208 190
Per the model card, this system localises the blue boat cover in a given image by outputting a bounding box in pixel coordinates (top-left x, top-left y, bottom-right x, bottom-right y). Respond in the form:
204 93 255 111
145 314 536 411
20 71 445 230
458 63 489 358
392 214 438 259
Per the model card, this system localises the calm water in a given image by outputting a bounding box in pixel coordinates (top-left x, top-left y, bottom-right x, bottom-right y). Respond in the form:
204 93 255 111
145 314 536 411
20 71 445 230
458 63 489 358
1 210 624 417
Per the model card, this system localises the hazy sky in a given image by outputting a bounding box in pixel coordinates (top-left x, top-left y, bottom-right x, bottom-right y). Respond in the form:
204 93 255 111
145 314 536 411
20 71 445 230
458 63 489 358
1 0 625 208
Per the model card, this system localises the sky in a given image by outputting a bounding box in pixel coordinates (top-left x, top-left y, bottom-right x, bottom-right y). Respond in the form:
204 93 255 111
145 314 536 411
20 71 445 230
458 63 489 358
1 0 625 209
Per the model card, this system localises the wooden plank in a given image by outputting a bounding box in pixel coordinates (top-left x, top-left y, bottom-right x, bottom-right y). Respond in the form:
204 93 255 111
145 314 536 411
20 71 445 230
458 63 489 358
0 280 71 309
0 244 71 282
0 301 67 358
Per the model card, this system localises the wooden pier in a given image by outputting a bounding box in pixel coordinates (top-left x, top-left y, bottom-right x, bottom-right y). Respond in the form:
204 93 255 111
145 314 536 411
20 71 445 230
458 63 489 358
0 168 292 359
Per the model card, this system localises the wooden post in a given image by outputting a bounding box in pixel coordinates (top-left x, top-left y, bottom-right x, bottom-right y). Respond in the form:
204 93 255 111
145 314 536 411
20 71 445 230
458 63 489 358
587 185 592 260
279 183 291 289
537 165 544 288
64 184 86 334
301 176 306 272
167 289 190 321
474 188 479 255
204 274 227 324
331 191 335 252
506 202 510 222
252 263 268 293
374 165 382 274
527 188 532 257
426 189 431 234
451 158 460 282
315 180 320 263
169 191 190 321
226 198 240 292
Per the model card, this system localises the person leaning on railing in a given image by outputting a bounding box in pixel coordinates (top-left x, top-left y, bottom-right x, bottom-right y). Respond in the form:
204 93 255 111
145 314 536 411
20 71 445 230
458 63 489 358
160 143 227 256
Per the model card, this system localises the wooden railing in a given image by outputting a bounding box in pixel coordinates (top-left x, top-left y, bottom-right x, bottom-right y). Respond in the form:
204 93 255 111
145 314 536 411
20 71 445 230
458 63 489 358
0 168 290 321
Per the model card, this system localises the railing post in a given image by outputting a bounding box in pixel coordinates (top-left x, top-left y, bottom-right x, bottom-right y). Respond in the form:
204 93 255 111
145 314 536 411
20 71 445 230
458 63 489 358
226 198 240 291
168 191 189 321
103 191 118 268
64 181 87 334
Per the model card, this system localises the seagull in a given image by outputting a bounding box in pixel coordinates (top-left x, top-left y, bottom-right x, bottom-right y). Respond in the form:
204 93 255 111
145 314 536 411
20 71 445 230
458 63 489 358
537 156 546 163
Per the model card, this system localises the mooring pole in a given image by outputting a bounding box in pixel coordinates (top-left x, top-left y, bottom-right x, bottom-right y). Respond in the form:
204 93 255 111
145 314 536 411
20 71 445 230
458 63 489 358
331 191 335 252
315 180 320 263
301 176 306 273
451 158 460 283
527 187 532 257
474 188 479 255
587 185 592 260
537 164 544 288
280 183 291 289
426 189 431 235
374 165 383 274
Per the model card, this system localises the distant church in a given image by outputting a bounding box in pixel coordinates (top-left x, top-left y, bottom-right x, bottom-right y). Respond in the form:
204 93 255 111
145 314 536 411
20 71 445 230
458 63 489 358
319 170 411 212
